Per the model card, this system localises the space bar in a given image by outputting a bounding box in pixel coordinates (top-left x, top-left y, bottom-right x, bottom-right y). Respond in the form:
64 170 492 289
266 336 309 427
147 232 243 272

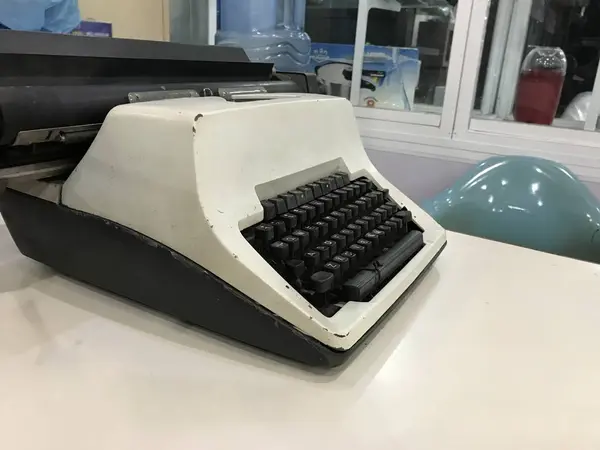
343 230 424 302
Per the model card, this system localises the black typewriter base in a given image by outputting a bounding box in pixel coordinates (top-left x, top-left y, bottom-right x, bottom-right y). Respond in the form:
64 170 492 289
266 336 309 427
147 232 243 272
0 188 445 368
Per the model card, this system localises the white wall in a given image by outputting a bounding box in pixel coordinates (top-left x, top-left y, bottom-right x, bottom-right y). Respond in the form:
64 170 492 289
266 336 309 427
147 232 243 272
367 149 472 203
78 0 169 41
366 148 600 204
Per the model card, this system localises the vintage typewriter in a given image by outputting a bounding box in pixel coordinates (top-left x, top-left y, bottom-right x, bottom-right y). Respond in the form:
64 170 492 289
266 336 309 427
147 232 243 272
0 31 446 367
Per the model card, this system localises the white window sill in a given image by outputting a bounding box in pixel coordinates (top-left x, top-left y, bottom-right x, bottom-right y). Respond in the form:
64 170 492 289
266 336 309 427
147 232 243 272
357 114 600 184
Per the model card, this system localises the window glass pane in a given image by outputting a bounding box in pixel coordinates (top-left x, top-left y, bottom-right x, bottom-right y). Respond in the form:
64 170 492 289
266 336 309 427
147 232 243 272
474 0 599 128
305 0 457 112
171 0 211 45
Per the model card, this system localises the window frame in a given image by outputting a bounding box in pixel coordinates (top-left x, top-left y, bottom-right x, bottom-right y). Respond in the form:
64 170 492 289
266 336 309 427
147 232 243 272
352 0 475 136
201 0 600 182
453 0 600 168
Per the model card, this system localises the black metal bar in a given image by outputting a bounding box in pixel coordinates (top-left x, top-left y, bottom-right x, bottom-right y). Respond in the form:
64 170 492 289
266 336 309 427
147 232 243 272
0 29 249 62
0 80 297 146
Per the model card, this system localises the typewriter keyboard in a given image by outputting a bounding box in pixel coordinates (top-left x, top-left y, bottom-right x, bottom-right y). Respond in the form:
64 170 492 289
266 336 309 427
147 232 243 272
242 172 424 316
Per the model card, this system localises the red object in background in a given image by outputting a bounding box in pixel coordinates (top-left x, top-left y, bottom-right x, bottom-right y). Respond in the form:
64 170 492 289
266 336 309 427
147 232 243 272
514 69 565 125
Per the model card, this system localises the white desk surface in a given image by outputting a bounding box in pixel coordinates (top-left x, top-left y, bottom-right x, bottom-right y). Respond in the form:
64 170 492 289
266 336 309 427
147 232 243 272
1 227 600 450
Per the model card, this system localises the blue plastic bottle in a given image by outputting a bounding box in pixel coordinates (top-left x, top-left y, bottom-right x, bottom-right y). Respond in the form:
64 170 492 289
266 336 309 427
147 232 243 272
216 0 311 72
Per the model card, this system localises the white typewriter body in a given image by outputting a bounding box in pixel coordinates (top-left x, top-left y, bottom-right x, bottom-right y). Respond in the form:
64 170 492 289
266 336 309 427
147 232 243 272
61 95 446 351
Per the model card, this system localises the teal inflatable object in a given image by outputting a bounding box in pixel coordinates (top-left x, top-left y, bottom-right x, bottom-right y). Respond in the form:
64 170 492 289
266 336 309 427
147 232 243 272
421 156 600 263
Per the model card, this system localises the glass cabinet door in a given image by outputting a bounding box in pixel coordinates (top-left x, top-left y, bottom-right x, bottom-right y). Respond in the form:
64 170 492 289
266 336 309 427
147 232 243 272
471 0 600 131
305 0 457 115
171 0 470 130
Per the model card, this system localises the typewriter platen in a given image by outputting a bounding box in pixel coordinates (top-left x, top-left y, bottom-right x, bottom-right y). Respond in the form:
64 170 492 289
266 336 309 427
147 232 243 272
0 32 446 367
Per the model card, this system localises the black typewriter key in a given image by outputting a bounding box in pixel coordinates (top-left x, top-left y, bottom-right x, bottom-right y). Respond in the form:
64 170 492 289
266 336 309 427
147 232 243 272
270 197 287 215
320 195 334 213
325 192 341 208
371 230 386 250
307 182 323 197
289 189 307 206
339 228 355 245
362 215 375 230
315 245 331 261
359 195 373 210
335 172 351 185
396 210 413 222
348 243 366 261
357 238 373 257
314 220 329 238
385 220 399 236
332 255 350 276
358 177 374 190
344 230 423 302
300 204 317 221
255 224 275 246
292 230 310 251
282 235 300 256
347 223 362 239
270 241 289 260
354 219 369 234
323 261 342 281
330 233 347 251
323 239 337 257
332 174 345 188
395 211 412 232
338 207 353 221
364 232 380 248
310 200 326 218
270 220 286 239
322 215 339 233
297 186 315 203
311 271 334 293
304 251 321 272
347 184 361 197
261 200 277 221
334 188 348 203
317 178 333 194
279 192 297 210
375 207 388 221
381 204 395 217
286 259 306 278
354 180 368 195
330 210 346 226
365 191 380 207
354 199 367 215
340 251 357 270
390 216 405 234
291 208 308 225
324 176 341 189
370 211 383 225
377 225 393 246
342 186 356 201
281 213 298 230
304 225 320 244
346 203 359 218
385 201 399 214
369 190 385 205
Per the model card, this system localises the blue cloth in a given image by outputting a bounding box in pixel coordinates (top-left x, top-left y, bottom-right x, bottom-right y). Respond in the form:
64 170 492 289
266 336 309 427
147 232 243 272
0 0 80 33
